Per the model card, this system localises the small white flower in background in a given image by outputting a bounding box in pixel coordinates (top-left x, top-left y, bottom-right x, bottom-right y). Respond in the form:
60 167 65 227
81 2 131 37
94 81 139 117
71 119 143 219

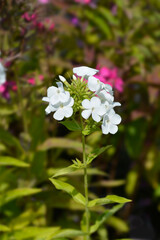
53 97 74 121
0 62 6 86
73 66 99 78
81 97 106 122
101 109 121 135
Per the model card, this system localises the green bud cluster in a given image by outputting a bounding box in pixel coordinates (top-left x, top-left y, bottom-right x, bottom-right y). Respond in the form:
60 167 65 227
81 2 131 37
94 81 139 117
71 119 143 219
66 78 92 113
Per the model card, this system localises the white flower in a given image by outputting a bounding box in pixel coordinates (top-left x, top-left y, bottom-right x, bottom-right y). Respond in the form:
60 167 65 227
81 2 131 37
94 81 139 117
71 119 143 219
102 83 113 95
73 66 99 78
53 97 74 121
0 62 6 86
101 109 121 135
98 89 114 103
87 76 102 92
42 82 70 106
81 97 106 122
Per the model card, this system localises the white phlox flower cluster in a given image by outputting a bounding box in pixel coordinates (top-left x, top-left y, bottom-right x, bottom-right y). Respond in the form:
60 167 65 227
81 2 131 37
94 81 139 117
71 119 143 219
42 81 74 121
73 66 121 134
0 62 6 86
42 66 121 135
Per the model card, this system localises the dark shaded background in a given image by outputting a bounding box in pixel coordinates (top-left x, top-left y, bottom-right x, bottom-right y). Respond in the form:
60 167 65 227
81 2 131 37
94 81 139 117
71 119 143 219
0 0 160 239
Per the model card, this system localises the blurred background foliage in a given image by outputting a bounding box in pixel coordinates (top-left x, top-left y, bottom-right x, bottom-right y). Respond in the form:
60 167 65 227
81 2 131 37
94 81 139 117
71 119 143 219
0 0 160 239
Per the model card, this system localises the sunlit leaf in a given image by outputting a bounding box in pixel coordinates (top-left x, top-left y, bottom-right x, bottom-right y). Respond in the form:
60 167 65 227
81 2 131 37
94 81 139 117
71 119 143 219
0 188 41 207
0 156 29 168
61 119 81 131
86 145 112 164
50 229 85 239
13 227 60 239
49 178 85 206
38 138 92 153
88 195 131 207
90 204 124 234
0 224 10 232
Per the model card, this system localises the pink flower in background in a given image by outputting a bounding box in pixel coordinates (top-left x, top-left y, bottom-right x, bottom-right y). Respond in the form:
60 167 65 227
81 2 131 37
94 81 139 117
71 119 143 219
95 66 124 92
75 0 91 4
38 0 49 4
0 81 17 99
22 12 37 22
28 75 44 85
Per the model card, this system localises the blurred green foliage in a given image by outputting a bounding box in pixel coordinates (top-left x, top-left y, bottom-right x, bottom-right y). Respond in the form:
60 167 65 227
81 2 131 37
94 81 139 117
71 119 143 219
0 0 160 239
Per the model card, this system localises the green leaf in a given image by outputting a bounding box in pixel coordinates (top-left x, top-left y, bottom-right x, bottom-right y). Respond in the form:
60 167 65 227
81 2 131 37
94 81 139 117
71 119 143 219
49 167 107 177
0 224 10 232
50 229 85 239
84 9 112 39
0 105 17 116
91 180 125 188
52 165 78 178
125 118 147 158
49 178 85 206
86 145 112 164
0 188 41 207
90 204 124 234
88 195 131 207
0 127 24 153
38 138 92 153
13 227 60 239
61 119 81 131
0 156 29 168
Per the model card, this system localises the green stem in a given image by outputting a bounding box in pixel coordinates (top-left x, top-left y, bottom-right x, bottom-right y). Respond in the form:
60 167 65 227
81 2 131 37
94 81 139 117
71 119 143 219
81 117 90 240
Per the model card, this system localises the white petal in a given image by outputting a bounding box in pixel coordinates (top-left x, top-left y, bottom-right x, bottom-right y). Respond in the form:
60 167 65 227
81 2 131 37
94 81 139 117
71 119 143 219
82 99 91 109
63 107 73 118
88 76 101 92
96 105 106 116
47 86 57 98
73 66 99 77
59 92 70 103
90 97 101 107
45 105 52 114
59 75 66 83
109 124 118 134
82 109 92 119
101 124 109 135
53 108 64 121
50 95 60 105
92 112 101 122
108 109 116 118
67 97 74 107
42 97 49 102
110 113 121 125
56 82 64 91
98 90 114 103
113 102 121 107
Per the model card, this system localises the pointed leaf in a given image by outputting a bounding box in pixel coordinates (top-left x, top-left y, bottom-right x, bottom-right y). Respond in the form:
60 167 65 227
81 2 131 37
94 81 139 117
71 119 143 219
38 138 92 153
61 119 81 131
0 188 41 207
13 227 60 239
0 224 11 232
49 178 85 206
89 195 131 208
52 165 79 178
0 127 24 153
0 156 29 168
86 145 112 164
50 229 85 239
90 204 124 234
